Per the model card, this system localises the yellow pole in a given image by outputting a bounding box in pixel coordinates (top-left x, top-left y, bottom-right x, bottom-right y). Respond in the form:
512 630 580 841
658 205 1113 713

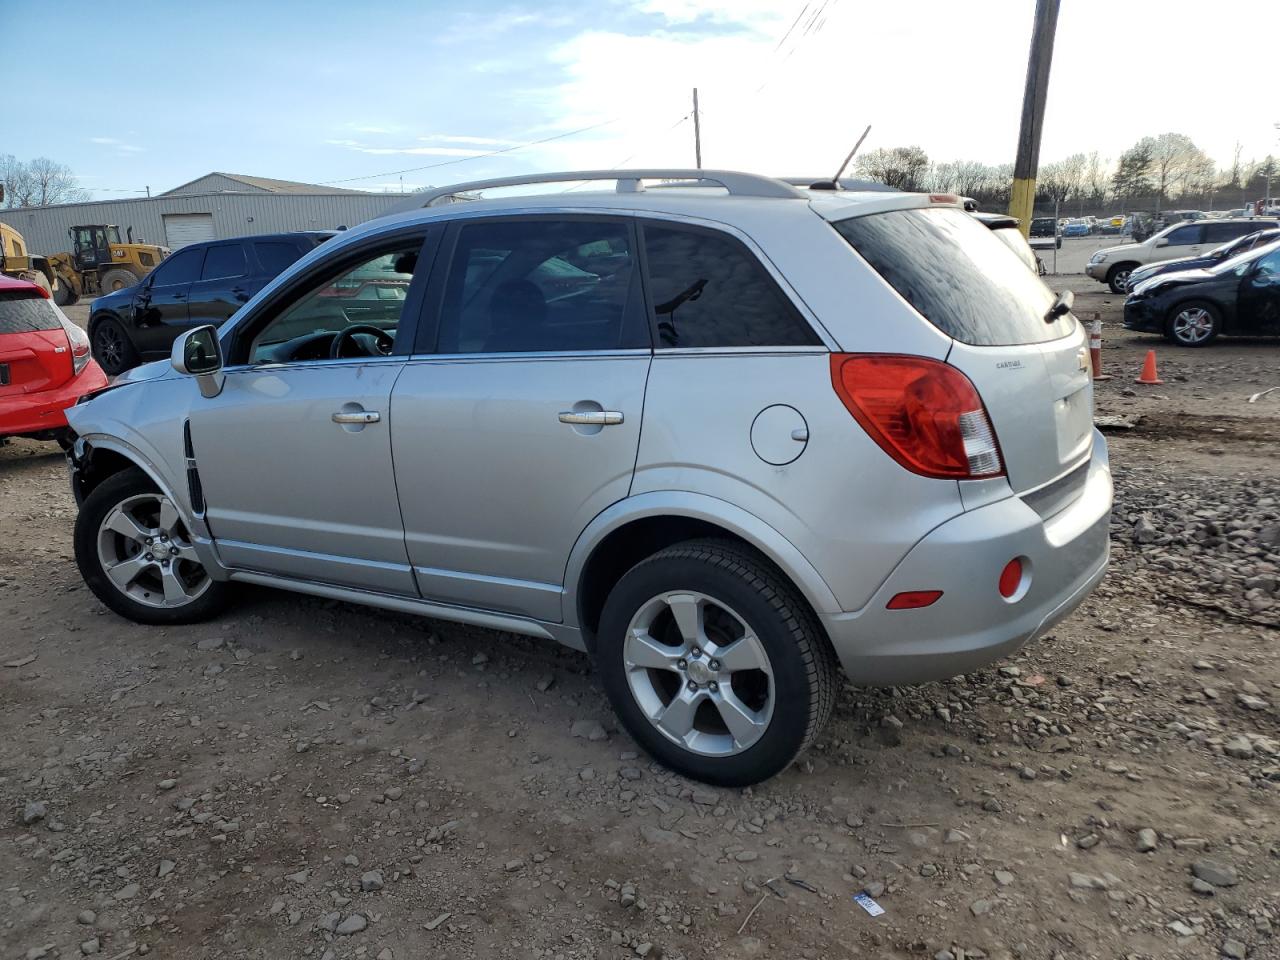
1009 0 1061 236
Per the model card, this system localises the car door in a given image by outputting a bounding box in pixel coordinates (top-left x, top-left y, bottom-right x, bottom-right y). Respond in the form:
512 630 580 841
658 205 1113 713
390 216 651 622
1236 246 1280 333
186 233 431 595
1157 223 1206 260
187 241 252 327
129 245 202 356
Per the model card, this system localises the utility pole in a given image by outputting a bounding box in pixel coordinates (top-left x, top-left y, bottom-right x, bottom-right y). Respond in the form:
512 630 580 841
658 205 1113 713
692 87 702 170
145 185 151 198
1009 0 1061 237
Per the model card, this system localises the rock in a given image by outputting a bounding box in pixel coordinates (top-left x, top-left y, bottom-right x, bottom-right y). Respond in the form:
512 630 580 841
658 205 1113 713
863 881 885 897
80 939 100 956
317 912 340 933
77 910 96 925
1191 878 1216 895
619 767 642 781
535 673 555 692
285 869 310 884
1191 860 1238 887
920 864 938 877
343 854 360 867
1069 872 1105 890
1136 828 1158 852
981 798 1002 813
994 870 1015 886
383 786 403 801
377 950 394 960
196 637 224 651
1221 939 1248 959
115 882 140 900
336 914 367 935
1133 515 1159 543
734 850 758 862
640 825 680 846
21 800 47 825
570 719 608 741
1238 694 1269 711
1224 737 1255 759
944 829 970 844
578 766 595 781
360 870 384 892
504 859 525 872
1076 833 1100 850
423 912 450 931
156 778 177 791
157 859 175 878
970 898 995 916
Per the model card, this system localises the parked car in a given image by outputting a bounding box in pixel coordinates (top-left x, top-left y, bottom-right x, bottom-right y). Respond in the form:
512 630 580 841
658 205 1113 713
64 170 1112 786
1062 219 1092 238
1125 227 1280 290
1029 216 1061 249
1124 238 1280 346
973 211 1042 273
1085 218 1280 293
88 231 335 375
0 275 107 446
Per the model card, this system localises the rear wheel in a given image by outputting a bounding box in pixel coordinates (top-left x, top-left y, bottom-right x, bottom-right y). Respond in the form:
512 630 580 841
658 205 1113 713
74 468 229 625
99 268 139 293
91 317 139 375
1107 263 1137 294
53 277 78 306
1165 300 1221 347
597 539 837 786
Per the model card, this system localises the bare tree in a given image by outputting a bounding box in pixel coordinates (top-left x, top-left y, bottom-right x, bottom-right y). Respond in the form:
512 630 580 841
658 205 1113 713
1 156 89 208
1142 133 1212 213
854 146 930 192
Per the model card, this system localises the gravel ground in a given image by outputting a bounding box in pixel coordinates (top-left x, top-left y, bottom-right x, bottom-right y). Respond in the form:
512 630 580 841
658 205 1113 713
2 291 1278 960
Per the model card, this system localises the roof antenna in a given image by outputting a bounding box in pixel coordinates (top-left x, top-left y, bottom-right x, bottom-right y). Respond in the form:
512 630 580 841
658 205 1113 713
810 125 871 191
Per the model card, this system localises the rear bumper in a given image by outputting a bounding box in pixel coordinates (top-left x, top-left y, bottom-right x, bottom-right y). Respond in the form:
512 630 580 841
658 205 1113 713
820 430 1112 686
0 362 109 438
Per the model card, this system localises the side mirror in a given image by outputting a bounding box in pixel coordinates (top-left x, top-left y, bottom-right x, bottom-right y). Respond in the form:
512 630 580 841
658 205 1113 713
1154 238 1168 247
171 325 225 398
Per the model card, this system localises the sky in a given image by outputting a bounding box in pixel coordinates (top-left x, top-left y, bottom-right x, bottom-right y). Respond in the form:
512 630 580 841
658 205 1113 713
6 0 1278 200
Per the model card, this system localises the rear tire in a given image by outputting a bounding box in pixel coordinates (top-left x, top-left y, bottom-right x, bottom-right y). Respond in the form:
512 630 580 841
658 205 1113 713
91 317 139 375
53 277 78 306
596 538 837 787
1165 300 1221 347
1107 263 1137 295
99 268 139 293
74 468 229 625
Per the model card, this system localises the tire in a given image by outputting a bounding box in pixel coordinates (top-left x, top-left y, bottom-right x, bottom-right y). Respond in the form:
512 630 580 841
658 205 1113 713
53 278 78 306
74 468 230 625
91 316 139 375
596 538 837 787
99 268 139 294
1165 300 1221 347
1107 263 1137 295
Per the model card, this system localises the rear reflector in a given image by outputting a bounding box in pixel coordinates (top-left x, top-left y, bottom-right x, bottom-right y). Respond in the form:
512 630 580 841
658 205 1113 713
998 559 1023 598
830 354 1005 479
886 590 943 610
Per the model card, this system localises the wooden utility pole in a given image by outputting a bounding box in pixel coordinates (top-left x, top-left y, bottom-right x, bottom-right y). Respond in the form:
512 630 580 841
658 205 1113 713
692 88 702 169
1009 0 1060 237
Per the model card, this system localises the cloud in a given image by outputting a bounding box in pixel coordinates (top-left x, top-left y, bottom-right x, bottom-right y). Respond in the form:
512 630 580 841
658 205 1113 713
417 134 523 147
325 139 488 157
89 136 146 155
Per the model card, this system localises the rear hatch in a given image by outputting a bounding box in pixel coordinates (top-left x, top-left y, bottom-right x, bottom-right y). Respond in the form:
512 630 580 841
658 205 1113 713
0 292 74 395
832 206 1092 498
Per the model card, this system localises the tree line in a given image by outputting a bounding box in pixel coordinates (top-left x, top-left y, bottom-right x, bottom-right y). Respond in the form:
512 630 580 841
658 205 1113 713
853 134 1278 217
1 155 91 209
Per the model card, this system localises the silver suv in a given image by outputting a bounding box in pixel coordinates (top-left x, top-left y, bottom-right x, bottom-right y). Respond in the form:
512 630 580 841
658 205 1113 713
66 170 1112 785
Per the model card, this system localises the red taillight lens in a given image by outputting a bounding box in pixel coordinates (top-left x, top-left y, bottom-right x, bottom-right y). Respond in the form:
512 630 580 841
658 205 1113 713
886 590 943 610
830 354 1004 480
57 309 92 375
998 558 1023 598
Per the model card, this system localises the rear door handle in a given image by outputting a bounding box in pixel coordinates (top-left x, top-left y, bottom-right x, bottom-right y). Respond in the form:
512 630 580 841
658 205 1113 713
558 410 623 425
332 411 380 424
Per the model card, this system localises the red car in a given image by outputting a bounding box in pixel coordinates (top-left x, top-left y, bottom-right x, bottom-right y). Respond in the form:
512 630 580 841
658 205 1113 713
0 275 107 445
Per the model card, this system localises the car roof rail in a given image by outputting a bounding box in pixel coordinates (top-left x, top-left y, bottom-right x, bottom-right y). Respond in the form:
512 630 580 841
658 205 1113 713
389 169 806 212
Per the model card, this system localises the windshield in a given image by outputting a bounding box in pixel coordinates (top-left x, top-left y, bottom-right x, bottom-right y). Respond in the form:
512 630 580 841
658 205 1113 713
834 207 1076 346
107 226 121 244
1211 238 1280 276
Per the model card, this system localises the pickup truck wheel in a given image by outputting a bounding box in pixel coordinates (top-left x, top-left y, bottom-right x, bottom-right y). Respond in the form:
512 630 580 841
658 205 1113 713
1107 263 1137 294
597 539 836 787
91 317 138 375
74 468 230 625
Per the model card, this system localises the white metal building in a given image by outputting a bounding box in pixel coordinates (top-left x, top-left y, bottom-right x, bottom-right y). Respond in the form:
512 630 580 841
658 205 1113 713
0 173 406 254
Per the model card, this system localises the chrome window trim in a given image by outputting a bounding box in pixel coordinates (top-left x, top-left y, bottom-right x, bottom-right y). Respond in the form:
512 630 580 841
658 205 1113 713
406 348 653 363
222 355 407 374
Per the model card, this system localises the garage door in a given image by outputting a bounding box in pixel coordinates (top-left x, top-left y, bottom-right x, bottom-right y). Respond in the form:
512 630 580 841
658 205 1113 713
163 213 216 249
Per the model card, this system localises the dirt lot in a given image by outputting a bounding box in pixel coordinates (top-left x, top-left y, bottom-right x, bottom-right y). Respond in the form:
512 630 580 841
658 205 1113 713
2 289 1278 960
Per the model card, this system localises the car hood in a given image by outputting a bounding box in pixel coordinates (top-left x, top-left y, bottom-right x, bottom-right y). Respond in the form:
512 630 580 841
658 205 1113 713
1098 241 1142 258
90 286 137 314
115 358 175 384
1131 268 1214 297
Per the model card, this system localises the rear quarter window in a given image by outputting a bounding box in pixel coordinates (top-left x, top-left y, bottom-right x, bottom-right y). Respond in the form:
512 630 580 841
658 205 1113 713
0 292 63 334
834 207 1075 346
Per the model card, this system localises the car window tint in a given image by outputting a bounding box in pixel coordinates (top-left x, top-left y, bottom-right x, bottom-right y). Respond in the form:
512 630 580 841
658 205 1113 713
248 246 419 363
436 219 646 354
0 292 63 333
201 244 247 281
641 224 818 348
255 241 308 276
1165 225 1201 245
1256 248 1280 277
149 247 203 286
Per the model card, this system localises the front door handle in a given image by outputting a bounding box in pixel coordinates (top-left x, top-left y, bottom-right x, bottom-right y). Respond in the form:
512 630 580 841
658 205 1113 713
559 410 623 426
332 410 380 424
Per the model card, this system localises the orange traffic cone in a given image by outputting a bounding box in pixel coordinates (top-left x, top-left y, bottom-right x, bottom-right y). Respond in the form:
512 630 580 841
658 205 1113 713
1089 314 1110 381
1135 349 1163 385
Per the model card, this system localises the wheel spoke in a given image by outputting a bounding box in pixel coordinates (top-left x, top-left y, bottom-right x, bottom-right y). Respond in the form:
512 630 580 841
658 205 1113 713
172 542 201 563
665 594 704 646
713 688 768 749
157 499 182 534
626 630 681 670
708 632 767 674
105 553 150 591
655 687 701 741
103 507 151 543
160 566 191 605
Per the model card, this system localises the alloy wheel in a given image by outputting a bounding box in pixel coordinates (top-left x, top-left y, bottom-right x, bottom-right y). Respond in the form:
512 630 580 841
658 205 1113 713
1171 307 1214 345
623 591 774 757
96 493 210 608
95 326 123 370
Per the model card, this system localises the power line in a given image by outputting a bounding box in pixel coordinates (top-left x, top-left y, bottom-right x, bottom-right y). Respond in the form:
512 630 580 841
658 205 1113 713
320 118 622 185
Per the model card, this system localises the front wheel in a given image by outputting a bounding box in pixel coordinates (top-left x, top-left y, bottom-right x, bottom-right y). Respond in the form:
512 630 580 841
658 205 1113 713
1165 300 1221 347
597 539 837 787
91 317 139 375
74 468 230 625
1107 263 1136 295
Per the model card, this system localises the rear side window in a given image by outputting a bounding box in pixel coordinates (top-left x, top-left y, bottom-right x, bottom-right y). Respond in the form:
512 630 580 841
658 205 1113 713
834 207 1075 346
435 218 647 354
641 224 819 348
201 244 247 280
0 292 62 334
255 241 308 276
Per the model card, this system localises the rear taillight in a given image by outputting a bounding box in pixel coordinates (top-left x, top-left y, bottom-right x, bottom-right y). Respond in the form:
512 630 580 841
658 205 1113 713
830 354 1004 480
56 308 92 374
